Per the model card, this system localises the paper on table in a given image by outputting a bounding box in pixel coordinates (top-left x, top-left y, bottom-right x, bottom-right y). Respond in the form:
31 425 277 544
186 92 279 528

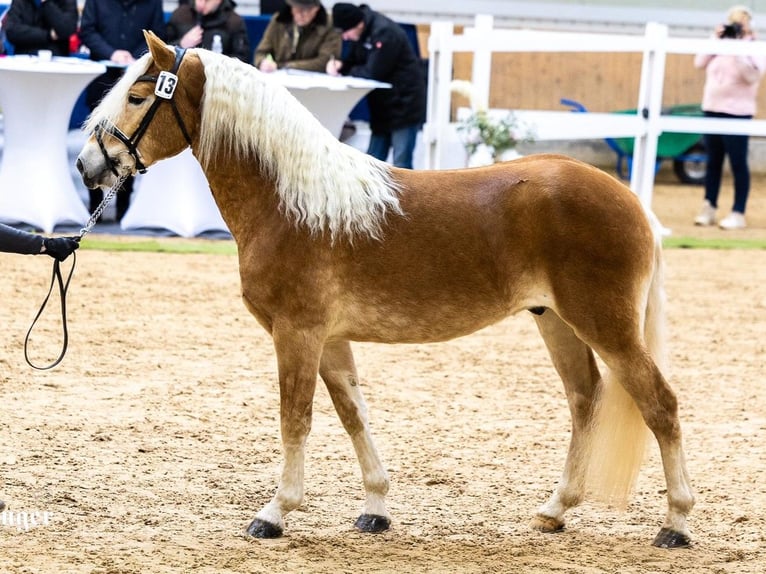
268 69 390 90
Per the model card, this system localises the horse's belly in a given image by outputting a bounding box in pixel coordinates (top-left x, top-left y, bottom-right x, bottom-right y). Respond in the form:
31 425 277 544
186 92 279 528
333 298 512 344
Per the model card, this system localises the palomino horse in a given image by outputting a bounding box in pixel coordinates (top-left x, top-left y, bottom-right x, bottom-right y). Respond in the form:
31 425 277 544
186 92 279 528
76 32 694 547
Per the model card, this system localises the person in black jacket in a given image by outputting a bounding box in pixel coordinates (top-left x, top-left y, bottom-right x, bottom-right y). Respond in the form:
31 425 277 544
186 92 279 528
0 224 79 260
166 0 250 62
0 223 78 513
79 0 165 222
4 0 77 57
327 3 425 169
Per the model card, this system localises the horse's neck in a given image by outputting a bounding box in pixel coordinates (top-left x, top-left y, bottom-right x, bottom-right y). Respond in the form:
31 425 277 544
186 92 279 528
195 148 280 241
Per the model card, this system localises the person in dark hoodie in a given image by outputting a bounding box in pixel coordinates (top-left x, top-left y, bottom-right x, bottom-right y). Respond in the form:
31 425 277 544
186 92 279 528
3 0 78 57
166 0 250 62
253 0 340 73
327 3 425 169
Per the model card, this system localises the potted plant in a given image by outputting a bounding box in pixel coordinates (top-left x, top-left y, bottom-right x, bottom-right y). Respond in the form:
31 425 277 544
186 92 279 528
450 80 531 165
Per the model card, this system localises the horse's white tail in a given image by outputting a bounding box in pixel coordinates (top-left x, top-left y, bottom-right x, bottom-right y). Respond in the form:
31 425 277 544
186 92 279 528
585 228 667 508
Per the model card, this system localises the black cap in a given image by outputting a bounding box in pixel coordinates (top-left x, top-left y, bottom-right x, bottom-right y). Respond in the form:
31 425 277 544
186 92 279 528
332 3 364 31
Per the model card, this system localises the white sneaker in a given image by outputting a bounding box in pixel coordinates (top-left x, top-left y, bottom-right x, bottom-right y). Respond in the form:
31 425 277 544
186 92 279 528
694 200 716 226
718 211 747 230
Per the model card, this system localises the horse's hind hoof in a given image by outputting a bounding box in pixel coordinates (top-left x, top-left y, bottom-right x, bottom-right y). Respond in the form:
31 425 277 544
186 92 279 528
245 518 283 539
652 527 691 548
354 514 391 533
529 514 565 533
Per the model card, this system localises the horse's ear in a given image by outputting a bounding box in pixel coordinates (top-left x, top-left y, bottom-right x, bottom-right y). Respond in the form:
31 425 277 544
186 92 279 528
143 30 175 70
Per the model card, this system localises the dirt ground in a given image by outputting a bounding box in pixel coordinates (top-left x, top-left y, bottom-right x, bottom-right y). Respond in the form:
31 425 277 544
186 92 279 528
1 171 765 574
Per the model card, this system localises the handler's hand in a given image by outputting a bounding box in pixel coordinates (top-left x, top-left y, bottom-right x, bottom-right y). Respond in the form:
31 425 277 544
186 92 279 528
43 237 80 262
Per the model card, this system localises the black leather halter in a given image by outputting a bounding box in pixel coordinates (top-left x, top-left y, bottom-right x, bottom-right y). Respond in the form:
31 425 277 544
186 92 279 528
95 46 193 175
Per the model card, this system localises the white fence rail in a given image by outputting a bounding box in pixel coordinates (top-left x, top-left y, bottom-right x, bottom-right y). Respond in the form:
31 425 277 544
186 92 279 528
424 15 766 208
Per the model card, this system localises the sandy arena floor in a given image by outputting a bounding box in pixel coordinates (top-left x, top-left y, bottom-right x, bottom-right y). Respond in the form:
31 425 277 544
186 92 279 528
0 171 765 573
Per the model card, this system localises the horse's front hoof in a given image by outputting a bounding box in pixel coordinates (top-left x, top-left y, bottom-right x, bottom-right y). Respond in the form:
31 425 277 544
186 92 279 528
652 527 691 548
529 514 565 533
354 514 391 533
245 517 283 539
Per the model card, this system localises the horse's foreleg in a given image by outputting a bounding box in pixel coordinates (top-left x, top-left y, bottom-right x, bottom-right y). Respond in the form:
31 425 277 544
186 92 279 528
530 310 602 533
319 340 391 533
246 328 322 539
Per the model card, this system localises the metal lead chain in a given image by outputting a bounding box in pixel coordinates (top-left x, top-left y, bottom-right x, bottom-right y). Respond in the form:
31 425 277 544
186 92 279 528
79 175 126 239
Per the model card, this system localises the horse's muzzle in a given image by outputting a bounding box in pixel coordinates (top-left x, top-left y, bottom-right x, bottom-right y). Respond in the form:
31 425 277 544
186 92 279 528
75 155 100 190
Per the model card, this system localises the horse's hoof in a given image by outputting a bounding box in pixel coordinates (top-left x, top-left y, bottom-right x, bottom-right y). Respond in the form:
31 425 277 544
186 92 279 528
354 514 391 533
245 518 283 539
652 527 691 548
529 514 565 533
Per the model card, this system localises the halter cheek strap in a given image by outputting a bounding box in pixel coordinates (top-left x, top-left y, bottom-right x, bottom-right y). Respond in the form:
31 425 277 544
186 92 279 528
96 46 193 175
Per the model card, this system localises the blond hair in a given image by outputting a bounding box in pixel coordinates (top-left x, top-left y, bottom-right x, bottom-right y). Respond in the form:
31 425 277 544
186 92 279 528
728 5 753 25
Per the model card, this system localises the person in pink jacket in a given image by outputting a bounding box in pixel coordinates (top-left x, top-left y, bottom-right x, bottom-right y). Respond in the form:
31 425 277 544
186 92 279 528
694 5 766 230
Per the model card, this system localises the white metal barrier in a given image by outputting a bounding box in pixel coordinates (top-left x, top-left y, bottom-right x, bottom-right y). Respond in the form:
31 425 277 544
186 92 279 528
424 15 766 208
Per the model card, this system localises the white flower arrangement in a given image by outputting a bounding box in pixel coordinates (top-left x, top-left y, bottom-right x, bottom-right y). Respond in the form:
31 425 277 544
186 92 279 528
450 80 531 162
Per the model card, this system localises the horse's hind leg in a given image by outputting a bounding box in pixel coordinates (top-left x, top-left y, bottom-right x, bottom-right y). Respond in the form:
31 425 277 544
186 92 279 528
530 310 602 533
596 347 694 548
319 340 391 532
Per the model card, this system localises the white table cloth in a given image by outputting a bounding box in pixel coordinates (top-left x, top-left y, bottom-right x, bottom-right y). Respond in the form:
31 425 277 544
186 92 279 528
122 71 390 237
0 56 106 232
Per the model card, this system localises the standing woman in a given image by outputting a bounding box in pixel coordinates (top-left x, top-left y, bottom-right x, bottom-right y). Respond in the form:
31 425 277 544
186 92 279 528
4 0 77 56
694 5 766 230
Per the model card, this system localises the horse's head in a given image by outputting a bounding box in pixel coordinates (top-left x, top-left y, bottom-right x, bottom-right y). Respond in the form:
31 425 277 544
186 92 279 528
76 31 204 190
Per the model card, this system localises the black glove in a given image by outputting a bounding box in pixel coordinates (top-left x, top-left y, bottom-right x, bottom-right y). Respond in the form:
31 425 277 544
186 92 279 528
43 236 80 262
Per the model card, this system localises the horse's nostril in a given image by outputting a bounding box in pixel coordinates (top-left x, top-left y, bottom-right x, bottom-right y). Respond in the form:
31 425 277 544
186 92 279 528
76 157 84 174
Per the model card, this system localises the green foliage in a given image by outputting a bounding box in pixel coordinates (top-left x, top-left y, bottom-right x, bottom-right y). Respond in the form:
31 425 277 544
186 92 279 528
79 237 237 255
663 236 766 250
456 109 523 159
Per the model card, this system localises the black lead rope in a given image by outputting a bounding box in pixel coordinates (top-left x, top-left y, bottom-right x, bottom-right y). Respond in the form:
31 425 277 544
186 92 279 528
22 183 116 370
23 252 77 370
24 48 190 370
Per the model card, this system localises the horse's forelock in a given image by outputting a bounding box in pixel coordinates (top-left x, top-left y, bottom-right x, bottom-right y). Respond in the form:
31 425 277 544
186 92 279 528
83 54 153 134
195 50 402 242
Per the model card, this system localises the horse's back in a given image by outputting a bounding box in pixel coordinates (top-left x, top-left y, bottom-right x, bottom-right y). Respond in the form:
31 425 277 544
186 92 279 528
395 154 655 254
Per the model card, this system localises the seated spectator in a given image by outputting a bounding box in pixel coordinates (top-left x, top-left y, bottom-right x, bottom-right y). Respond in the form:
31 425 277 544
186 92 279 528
4 0 77 57
166 0 250 62
253 0 340 73
260 0 286 15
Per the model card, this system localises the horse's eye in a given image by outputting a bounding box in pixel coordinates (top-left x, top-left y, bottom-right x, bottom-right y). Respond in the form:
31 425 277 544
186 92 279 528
128 94 145 105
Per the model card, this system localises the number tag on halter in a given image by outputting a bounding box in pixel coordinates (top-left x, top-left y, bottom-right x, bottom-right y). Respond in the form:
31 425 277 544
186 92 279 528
154 71 179 100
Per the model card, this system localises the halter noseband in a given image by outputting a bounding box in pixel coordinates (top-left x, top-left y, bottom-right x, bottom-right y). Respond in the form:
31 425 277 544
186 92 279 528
95 46 193 175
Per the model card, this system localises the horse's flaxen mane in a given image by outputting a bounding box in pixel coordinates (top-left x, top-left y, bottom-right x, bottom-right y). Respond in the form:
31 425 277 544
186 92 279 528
195 51 402 241
84 50 403 242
